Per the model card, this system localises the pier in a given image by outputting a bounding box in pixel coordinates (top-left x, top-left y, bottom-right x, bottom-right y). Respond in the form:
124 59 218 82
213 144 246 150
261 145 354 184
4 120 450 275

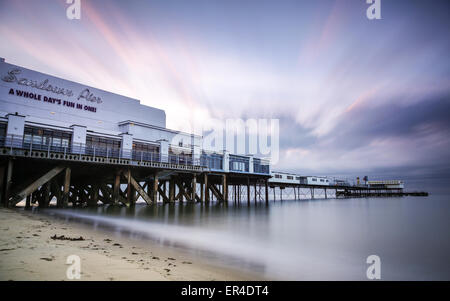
0 136 271 208
0 138 427 208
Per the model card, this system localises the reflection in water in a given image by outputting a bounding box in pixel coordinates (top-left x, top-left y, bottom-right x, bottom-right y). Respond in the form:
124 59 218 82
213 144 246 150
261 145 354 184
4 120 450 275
39 196 450 280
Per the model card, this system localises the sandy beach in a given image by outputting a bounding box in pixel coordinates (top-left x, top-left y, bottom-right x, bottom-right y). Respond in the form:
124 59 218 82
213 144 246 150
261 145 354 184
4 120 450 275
0 207 262 281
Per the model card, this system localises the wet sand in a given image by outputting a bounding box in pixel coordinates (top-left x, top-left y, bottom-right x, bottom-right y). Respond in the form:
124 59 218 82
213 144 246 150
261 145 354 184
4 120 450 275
0 208 263 281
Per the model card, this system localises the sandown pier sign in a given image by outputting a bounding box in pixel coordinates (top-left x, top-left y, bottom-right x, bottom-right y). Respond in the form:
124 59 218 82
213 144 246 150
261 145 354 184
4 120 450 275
2 68 75 97
1 68 102 113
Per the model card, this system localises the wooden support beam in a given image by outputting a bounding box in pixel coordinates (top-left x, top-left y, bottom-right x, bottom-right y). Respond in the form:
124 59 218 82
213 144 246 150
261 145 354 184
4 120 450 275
200 178 204 203
153 173 159 203
80 185 90 206
192 175 197 202
265 180 269 205
112 172 121 205
178 180 192 202
0 164 5 206
126 169 132 204
123 171 153 205
209 183 224 202
59 167 71 208
10 165 65 207
169 179 175 202
51 179 62 206
222 175 228 202
204 174 209 202
247 178 250 205
157 184 170 203
99 184 112 204
25 194 31 209
40 181 51 208
4 160 14 207
85 184 99 207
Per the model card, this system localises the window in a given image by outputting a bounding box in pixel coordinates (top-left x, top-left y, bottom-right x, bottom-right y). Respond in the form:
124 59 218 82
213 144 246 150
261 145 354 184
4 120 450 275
133 142 159 153
86 136 121 150
275 174 282 179
287 176 293 180
0 123 6 137
23 126 71 150
201 153 223 170
132 142 160 161
229 155 249 172
312 178 317 182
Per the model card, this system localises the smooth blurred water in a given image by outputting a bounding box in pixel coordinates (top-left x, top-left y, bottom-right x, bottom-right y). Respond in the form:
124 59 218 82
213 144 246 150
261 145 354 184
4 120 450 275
43 195 450 280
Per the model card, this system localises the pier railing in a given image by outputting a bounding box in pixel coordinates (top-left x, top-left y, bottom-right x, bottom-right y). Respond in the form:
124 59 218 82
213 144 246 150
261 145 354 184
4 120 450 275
0 134 201 167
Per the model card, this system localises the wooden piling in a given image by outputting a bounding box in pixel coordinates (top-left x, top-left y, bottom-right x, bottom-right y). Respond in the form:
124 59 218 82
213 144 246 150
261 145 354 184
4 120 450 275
153 173 159 203
204 173 209 203
192 175 197 202
222 174 228 202
265 179 269 205
169 178 175 202
4 160 13 207
247 178 250 205
60 167 71 208
113 171 121 205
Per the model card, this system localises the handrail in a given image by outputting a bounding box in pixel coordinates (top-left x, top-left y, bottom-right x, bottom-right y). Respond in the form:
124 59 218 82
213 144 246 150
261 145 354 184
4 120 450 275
0 134 201 167
0 134 271 173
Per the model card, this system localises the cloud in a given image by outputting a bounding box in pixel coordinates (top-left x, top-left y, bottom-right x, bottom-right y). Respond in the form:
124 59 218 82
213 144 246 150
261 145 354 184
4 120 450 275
274 92 450 178
0 0 449 186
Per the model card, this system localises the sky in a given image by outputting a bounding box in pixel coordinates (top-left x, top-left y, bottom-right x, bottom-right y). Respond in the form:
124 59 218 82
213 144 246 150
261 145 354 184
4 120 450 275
0 0 449 191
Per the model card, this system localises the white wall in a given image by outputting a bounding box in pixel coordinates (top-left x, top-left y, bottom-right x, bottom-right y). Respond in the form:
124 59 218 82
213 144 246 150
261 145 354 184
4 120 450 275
0 61 166 134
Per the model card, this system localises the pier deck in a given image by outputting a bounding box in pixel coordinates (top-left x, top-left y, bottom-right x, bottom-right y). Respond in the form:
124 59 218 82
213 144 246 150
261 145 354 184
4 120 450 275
0 143 427 209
